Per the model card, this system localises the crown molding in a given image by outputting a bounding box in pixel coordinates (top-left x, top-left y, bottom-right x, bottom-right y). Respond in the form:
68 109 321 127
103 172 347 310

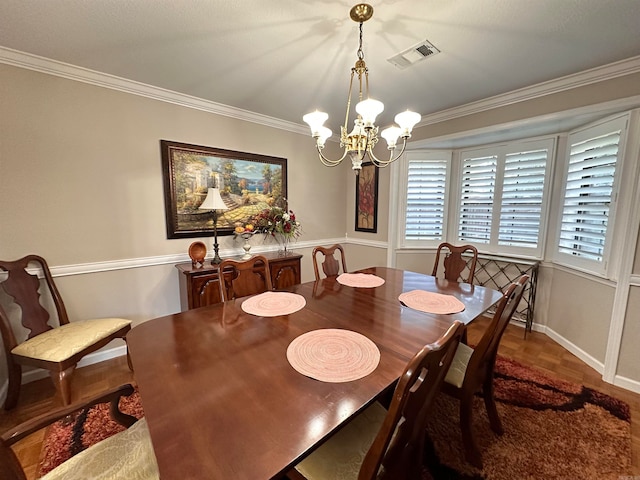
3 46 639 139
0 46 308 136
418 55 640 126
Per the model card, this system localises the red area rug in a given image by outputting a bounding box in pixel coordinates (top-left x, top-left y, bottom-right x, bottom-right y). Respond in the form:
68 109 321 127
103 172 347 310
38 357 632 479
37 390 143 477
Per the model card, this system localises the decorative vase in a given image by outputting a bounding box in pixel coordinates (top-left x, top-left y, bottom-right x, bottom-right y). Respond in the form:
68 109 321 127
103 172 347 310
278 235 290 255
241 233 253 259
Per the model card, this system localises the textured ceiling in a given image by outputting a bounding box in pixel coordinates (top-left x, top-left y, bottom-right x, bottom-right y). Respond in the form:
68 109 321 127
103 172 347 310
1 0 640 132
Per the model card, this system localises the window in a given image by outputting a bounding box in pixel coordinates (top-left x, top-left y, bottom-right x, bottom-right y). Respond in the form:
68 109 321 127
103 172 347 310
555 115 628 273
499 149 550 249
401 151 450 246
458 154 497 244
456 138 554 257
401 138 553 257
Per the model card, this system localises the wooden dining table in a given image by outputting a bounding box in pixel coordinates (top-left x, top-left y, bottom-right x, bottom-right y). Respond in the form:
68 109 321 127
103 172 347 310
127 266 503 480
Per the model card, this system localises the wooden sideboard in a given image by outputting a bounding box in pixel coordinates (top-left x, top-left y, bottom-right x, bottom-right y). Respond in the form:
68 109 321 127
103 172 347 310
176 251 302 311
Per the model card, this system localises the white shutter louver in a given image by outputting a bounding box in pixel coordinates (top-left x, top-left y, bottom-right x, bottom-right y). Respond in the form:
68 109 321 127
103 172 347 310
458 155 496 244
498 149 548 248
405 160 447 241
558 130 621 262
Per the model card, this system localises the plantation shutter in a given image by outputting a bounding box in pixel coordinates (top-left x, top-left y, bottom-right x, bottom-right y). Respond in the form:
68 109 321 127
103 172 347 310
498 149 549 248
558 130 621 262
405 159 447 241
458 155 496 244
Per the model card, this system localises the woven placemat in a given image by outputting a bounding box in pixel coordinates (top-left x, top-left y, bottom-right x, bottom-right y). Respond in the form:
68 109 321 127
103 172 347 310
241 291 306 317
286 329 380 382
398 290 465 314
336 273 385 288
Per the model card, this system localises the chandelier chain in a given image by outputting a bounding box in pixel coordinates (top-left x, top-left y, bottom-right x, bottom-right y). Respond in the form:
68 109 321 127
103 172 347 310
357 22 364 61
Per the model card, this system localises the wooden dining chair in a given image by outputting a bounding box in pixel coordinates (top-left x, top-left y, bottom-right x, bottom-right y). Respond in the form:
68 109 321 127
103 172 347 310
312 244 347 281
289 320 465 480
442 274 529 468
0 255 132 409
1 384 159 480
431 242 478 283
218 255 273 301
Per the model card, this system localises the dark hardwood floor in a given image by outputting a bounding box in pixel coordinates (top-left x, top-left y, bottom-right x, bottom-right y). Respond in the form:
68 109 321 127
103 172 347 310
2 318 639 478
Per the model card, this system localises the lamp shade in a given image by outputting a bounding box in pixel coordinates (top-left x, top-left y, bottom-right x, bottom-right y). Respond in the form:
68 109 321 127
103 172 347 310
381 126 402 149
303 110 329 136
199 188 228 211
355 98 384 127
317 126 333 147
394 110 421 135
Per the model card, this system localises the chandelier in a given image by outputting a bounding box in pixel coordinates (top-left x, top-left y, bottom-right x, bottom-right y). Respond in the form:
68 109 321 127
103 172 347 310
303 3 421 174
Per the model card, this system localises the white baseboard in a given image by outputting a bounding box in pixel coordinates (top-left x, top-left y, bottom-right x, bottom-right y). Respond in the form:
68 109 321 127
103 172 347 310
543 326 605 375
612 375 640 394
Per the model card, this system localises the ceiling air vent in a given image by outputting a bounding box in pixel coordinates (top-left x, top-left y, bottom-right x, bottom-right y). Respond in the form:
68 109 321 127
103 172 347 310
387 40 440 69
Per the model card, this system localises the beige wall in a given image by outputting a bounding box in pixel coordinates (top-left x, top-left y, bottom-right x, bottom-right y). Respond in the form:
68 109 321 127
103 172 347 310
0 63 350 387
541 270 615 363
619 285 640 380
634 223 640 275
0 64 347 265
343 244 387 272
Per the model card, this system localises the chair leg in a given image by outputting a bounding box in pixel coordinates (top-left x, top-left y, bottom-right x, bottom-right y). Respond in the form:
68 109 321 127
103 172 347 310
51 365 76 406
459 395 483 469
4 362 22 410
483 379 503 435
124 338 134 371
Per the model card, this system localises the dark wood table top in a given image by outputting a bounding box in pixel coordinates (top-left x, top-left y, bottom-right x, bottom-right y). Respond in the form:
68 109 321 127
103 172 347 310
127 267 503 480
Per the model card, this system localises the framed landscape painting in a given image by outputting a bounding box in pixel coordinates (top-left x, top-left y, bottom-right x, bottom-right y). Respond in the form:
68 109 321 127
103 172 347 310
161 140 287 239
355 162 379 233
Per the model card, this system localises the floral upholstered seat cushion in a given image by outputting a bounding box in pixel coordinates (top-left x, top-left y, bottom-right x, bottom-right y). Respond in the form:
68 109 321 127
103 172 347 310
444 342 474 388
295 401 387 480
40 417 159 480
11 318 131 362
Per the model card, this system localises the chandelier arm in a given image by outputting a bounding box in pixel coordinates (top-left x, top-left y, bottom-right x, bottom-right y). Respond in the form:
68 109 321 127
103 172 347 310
316 145 349 167
367 137 409 167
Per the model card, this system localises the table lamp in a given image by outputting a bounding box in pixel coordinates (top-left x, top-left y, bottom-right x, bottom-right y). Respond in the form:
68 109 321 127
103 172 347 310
198 187 229 264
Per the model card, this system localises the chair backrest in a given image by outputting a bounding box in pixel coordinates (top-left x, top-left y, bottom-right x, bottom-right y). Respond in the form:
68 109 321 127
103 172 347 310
218 255 273 301
312 244 347 281
464 274 529 388
358 320 465 480
0 255 68 340
431 242 478 283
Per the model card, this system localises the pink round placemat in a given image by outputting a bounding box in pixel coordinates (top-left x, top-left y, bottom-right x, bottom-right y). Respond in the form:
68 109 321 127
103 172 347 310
241 291 306 317
286 329 380 383
398 290 466 314
336 273 385 288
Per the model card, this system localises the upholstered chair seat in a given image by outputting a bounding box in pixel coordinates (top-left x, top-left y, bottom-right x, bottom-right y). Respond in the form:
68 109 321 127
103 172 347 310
443 342 474 388
41 417 158 480
1 384 158 480
295 402 387 480
11 318 131 363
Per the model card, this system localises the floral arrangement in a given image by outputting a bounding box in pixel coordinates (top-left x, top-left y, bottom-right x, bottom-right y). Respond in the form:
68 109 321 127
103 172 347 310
252 206 301 239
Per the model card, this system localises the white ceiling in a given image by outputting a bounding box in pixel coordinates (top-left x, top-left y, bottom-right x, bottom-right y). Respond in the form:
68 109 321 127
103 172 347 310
2 0 640 140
